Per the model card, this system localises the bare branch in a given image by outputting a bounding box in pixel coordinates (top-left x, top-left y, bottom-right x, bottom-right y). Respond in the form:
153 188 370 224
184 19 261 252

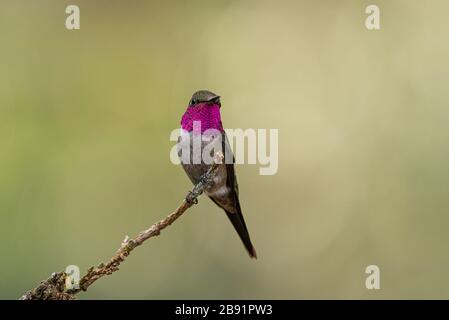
20 153 224 300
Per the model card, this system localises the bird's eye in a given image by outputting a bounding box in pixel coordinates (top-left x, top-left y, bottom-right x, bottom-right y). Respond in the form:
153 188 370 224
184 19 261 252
190 99 196 106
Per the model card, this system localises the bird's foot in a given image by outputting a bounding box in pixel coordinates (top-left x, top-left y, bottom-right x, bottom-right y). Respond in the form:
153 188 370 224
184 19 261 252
185 191 198 205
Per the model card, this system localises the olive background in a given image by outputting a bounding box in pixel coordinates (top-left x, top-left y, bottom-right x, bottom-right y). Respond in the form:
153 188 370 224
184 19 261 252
1 0 449 299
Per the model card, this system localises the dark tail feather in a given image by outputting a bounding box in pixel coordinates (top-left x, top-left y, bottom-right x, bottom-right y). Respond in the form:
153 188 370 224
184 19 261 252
225 207 257 259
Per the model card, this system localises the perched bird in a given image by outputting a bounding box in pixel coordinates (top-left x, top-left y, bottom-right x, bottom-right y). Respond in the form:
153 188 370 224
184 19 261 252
177 90 257 259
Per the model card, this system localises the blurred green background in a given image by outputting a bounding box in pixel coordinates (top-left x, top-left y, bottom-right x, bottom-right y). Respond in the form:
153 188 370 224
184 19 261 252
1 0 449 299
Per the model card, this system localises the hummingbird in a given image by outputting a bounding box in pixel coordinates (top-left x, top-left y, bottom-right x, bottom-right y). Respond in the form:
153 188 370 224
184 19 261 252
177 90 257 259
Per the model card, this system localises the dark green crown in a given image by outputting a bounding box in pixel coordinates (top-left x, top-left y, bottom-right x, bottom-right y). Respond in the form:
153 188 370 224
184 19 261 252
189 90 220 105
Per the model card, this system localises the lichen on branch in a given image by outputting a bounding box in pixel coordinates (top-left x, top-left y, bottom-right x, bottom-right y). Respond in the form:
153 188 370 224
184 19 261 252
20 152 224 300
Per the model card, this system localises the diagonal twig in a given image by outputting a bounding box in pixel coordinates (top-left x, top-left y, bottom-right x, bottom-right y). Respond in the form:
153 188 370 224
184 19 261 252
20 152 224 300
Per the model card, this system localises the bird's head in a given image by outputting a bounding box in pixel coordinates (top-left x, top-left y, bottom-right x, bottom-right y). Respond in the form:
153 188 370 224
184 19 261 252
181 90 223 133
188 90 221 107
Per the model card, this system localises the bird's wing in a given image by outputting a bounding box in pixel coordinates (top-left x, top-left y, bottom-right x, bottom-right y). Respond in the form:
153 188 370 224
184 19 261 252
222 132 239 196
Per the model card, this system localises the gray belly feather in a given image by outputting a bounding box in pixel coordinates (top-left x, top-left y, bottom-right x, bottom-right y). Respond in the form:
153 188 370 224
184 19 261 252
177 131 236 213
